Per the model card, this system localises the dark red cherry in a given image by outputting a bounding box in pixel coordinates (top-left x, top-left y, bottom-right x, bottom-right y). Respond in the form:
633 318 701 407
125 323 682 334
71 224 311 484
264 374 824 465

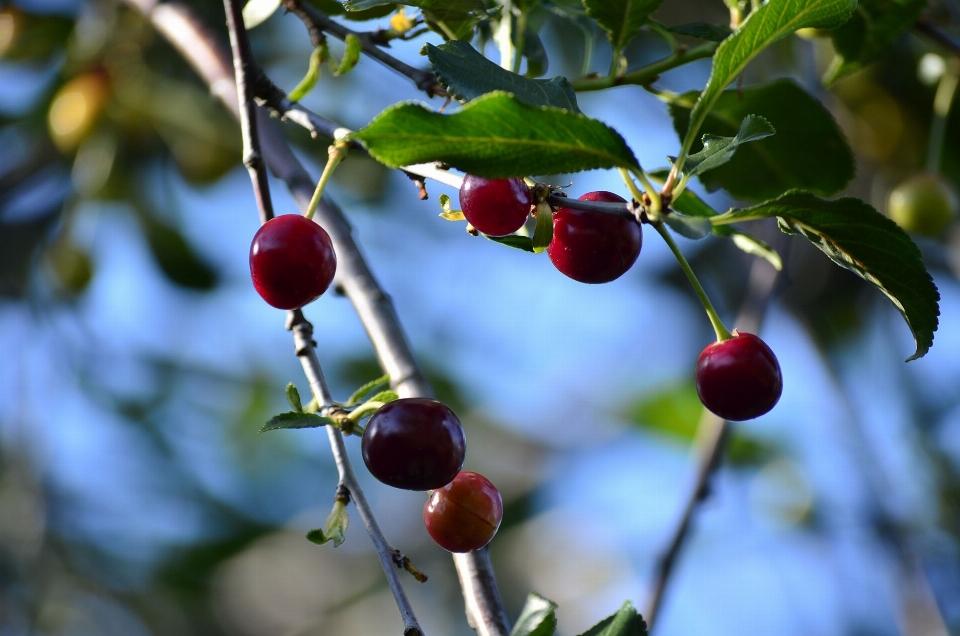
249 214 337 310
695 331 783 421
459 175 532 236
361 398 466 491
424 471 503 553
547 191 642 283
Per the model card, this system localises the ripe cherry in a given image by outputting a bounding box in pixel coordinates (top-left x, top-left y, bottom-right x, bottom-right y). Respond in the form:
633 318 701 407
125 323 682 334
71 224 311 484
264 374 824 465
362 398 466 491
424 471 503 553
459 175 532 236
887 173 959 237
695 331 783 421
547 191 642 283
249 214 337 310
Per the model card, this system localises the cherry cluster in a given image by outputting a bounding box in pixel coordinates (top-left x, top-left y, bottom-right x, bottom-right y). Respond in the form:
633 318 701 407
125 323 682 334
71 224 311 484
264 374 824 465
248 215 503 552
458 176 783 422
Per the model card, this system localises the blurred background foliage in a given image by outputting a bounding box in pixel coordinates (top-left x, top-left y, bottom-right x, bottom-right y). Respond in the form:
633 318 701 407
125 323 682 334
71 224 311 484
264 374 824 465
2 0 960 635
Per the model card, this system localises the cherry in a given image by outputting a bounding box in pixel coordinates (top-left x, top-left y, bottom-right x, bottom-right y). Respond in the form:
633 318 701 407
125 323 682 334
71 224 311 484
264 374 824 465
695 331 783 421
458 175 532 236
887 173 959 237
547 191 642 283
424 471 503 553
362 397 466 491
249 214 337 310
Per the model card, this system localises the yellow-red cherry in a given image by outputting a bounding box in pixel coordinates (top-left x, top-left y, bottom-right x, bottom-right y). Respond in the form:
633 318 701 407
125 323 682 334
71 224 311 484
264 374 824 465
249 214 337 310
547 191 642 283
362 398 466 491
695 331 782 421
458 175 532 236
424 471 503 553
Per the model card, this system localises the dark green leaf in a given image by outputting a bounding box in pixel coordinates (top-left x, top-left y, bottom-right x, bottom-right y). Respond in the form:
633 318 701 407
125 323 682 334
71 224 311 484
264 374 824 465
825 0 927 84
670 80 854 200
713 192 939 359
678 0 856 168
682 115 775 179
424 41 580 112
626 382 776 465
346 373 391 406
577 601 648 636
306 0 398 19
509 593 558 636
487 235 535 252
667 22 733 42
582 0 666 53
260 412 336 433
140 213 219 291
350 92 640 178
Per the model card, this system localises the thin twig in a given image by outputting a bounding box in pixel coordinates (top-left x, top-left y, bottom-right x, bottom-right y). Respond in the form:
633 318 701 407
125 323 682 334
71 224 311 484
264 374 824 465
644 254 779 629
223 0 273 224
280 0 446 97
221 2 423 634
289 310 423 636
121 2 510 634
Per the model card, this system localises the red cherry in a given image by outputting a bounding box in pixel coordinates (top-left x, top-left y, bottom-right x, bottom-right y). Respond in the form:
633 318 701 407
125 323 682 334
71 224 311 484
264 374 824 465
695 331 783 421
249 215 337 310
424 471 503 553
362 398 466 491
459 175 532 236
547 191 642 283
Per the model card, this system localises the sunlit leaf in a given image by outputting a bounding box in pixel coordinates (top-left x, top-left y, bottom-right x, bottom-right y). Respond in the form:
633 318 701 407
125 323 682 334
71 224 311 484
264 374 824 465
509 593 558 636
577 601 648 636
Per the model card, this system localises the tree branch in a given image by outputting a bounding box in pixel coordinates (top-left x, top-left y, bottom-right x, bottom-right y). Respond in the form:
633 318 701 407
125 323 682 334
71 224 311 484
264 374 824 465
280 0 446 97
121 1 510 634
221 2 422 633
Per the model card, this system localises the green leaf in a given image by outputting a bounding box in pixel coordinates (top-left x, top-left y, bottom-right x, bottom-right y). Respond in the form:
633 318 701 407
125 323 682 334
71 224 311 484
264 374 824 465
577 601 648 636
345 0 484 37
334 34 362 76
825 0 927 84
139 212 219 291
285 383 303 412
582 0 666 53
664 213 711 239
306 528 332 545
682 115 775 179
364 390 399 404
350 92 640 178
532 204 553 253
260 412 336 433
288 45 325 102
652 169 784 269
678 0 857 169
423 41 580 112
626 383 777 465
509 593 558 636
713 192 940 359
670 80 855 200
487 235 535 252
306 0 398 20
346 373 391 406
242 0 281 29
667 22 733 42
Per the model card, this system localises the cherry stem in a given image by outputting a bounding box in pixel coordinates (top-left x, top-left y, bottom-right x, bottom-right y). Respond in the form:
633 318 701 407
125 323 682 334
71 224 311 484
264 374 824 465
654 222 732 342
305 143 347 221
927 57 960 174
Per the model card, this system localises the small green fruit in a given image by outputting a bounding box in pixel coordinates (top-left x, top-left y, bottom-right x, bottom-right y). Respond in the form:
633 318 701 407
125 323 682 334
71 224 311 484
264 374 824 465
887 173 959 236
